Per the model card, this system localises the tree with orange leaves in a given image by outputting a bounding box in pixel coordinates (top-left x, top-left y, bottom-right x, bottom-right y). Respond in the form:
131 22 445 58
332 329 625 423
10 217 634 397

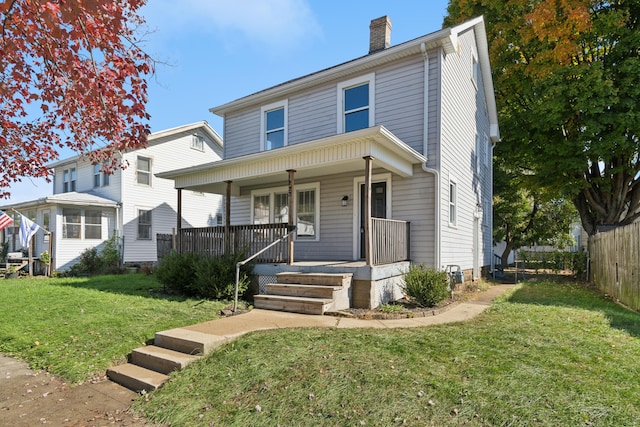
0 0 153 198
445 0 640 236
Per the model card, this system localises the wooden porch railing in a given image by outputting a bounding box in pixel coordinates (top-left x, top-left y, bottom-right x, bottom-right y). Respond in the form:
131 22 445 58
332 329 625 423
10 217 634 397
178 220 410 265
371 218 410 265
179 223 293 263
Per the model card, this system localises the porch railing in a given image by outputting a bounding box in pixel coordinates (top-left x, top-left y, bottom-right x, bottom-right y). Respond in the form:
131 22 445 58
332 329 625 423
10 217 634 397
179 223 292 263
371 218 410 264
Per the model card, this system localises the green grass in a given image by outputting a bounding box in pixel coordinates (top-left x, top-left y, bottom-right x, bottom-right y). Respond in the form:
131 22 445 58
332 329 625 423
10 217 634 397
136 279 640 426
0 274 228 383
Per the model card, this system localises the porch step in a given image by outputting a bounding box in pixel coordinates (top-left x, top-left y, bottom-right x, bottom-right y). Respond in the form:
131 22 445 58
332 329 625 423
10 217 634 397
276 272 351 287
253 295 333 315
107 363 169 392
265 283 339 299
130 345 201 375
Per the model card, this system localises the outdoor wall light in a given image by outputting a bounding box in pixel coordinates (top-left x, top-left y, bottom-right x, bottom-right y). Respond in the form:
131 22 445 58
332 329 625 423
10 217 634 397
342 195 349 207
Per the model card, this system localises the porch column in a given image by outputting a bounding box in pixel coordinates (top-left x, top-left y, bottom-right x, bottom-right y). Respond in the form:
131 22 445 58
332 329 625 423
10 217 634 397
225 181 232 253
287 169 296 265
176 188 182 254
363 156 374 266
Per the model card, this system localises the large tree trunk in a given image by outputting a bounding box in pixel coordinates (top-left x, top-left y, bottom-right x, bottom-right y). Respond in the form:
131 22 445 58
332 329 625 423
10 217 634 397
501 240 514 265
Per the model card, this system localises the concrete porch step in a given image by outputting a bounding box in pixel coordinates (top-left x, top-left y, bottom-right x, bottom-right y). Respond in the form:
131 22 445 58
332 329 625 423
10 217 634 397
254 294 332 315
130 345 201 375
276 272 352 287
265 283 340 299
107 363 169 392
154 328 228 355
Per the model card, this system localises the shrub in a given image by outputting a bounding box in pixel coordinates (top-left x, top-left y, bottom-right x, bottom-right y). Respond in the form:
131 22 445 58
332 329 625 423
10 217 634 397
70 247 102 276
155 251 200 294
101 235 123 274
401 264 450 307
68 234 123 276
192 252 252 300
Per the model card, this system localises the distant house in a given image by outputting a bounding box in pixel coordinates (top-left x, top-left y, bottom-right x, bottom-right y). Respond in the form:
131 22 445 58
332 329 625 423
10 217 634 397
159 16 500 309
0 122 223 271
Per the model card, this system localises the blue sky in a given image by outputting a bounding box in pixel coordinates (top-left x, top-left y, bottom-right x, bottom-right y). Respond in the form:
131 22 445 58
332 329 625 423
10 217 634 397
7 0 451 203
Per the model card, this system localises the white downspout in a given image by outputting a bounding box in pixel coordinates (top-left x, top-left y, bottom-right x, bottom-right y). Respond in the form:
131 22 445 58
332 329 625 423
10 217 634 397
420 42 441 270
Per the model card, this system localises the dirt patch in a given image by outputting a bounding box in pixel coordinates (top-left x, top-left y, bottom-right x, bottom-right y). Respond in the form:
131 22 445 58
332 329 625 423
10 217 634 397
0 355 147 427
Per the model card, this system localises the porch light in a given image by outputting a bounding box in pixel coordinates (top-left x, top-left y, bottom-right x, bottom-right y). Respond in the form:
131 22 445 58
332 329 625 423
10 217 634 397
342 195 349 207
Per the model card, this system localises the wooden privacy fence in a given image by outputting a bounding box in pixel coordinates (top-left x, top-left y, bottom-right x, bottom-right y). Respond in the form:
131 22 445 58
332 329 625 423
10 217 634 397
156 233 174 260
589 222 640 311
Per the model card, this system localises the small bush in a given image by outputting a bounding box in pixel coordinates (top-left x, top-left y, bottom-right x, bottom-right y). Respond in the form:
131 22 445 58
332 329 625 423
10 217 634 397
155 251 200 294
401 264 450 307
101 235 124 274
192 252 252 300
68 234 123 276
71 247 102 276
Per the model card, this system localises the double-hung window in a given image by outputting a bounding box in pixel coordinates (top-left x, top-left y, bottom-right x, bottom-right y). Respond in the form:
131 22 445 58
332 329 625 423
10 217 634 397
137 209 152 240
93 164 101 188
62 208 81 239
337 73 375 133
63 168 76 192
102 163 110 186
137 156 151 186
85 210 102 239
260 100 288 151
449 179 457 226
251 183 320 240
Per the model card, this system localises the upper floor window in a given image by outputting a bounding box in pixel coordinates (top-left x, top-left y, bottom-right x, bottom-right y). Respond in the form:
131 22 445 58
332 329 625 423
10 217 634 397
63 168 76 192
191 134 204 151
137 209 152 240
93 164 101 188
260 100 288 151
337 73 375 134
102 164 110 187
137 156 151 186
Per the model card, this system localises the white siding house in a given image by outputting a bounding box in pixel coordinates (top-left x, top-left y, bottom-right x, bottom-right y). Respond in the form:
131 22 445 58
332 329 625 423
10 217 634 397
1 122 223 271
159 17 500 307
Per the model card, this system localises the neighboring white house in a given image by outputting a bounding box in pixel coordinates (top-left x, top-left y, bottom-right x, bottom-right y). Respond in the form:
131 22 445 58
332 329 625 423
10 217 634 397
159 16 500 308
0 121 224 271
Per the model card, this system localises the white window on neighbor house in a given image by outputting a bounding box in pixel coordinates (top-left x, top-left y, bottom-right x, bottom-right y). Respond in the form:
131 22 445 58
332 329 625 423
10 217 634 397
449 179 458 227
191 134 204 151
250 183 320 240
84 210 102 240
337 73 375 134
260 100 288 151
136 156 151 186
102 163 110 186
93 164 101 188
62 208 81 239
137 209 152 240
63 168 76 192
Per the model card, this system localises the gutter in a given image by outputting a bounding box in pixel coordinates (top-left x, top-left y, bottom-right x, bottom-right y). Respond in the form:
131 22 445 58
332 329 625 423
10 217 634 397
420 42 441 270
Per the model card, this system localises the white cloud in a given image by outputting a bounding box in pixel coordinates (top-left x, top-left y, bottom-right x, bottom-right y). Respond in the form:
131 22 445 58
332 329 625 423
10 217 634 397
143 0 322 50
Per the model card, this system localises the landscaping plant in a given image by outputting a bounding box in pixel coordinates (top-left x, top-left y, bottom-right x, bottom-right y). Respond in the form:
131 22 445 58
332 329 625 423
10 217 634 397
401 264 450 307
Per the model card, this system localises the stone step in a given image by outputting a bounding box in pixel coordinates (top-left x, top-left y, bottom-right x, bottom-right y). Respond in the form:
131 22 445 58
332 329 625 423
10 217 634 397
130 345 201 375
276 272 352 287
154 328 228 355
107 363 169 392
265 283 339 299
253 295 332 315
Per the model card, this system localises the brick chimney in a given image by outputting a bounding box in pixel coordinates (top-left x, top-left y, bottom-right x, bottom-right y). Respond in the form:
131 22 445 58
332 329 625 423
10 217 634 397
369 16 392 54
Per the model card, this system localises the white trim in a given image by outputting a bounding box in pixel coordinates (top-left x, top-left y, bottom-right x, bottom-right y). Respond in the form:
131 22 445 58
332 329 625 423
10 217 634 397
351 173 392 260
260 99 288 151
136 155 152 187
249 182 320 241
337 73 375 134
136 207 153 240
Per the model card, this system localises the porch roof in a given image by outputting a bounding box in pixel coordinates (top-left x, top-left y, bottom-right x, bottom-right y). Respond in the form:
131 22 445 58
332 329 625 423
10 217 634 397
156 125 426 196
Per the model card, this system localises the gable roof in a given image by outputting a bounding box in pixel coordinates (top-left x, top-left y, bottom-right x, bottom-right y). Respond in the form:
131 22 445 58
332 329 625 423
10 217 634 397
48 121 223 169
209 16 499 141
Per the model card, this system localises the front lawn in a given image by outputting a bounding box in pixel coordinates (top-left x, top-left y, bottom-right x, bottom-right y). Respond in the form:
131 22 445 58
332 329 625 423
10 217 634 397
136 279 640 426
0 274 227 383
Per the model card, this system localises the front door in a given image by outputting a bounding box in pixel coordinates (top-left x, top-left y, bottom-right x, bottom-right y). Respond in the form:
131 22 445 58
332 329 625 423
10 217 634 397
360 182 387 258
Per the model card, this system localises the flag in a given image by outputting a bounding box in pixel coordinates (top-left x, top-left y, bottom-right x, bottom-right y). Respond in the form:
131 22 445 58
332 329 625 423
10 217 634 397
19 215 40 248
0 210 13 232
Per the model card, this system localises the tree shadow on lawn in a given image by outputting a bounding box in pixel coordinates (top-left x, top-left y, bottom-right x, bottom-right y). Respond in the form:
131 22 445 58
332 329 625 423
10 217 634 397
505 276 640 339
51 274 193 302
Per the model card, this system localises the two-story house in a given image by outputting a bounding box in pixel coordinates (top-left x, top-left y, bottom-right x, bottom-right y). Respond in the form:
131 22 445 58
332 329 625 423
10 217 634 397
158 16 500 311
0 121 224 272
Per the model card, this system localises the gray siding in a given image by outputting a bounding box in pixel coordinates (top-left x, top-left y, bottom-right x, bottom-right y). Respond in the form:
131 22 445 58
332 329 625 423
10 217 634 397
288 85 336 145
439 28 493 272
224 108 260 160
